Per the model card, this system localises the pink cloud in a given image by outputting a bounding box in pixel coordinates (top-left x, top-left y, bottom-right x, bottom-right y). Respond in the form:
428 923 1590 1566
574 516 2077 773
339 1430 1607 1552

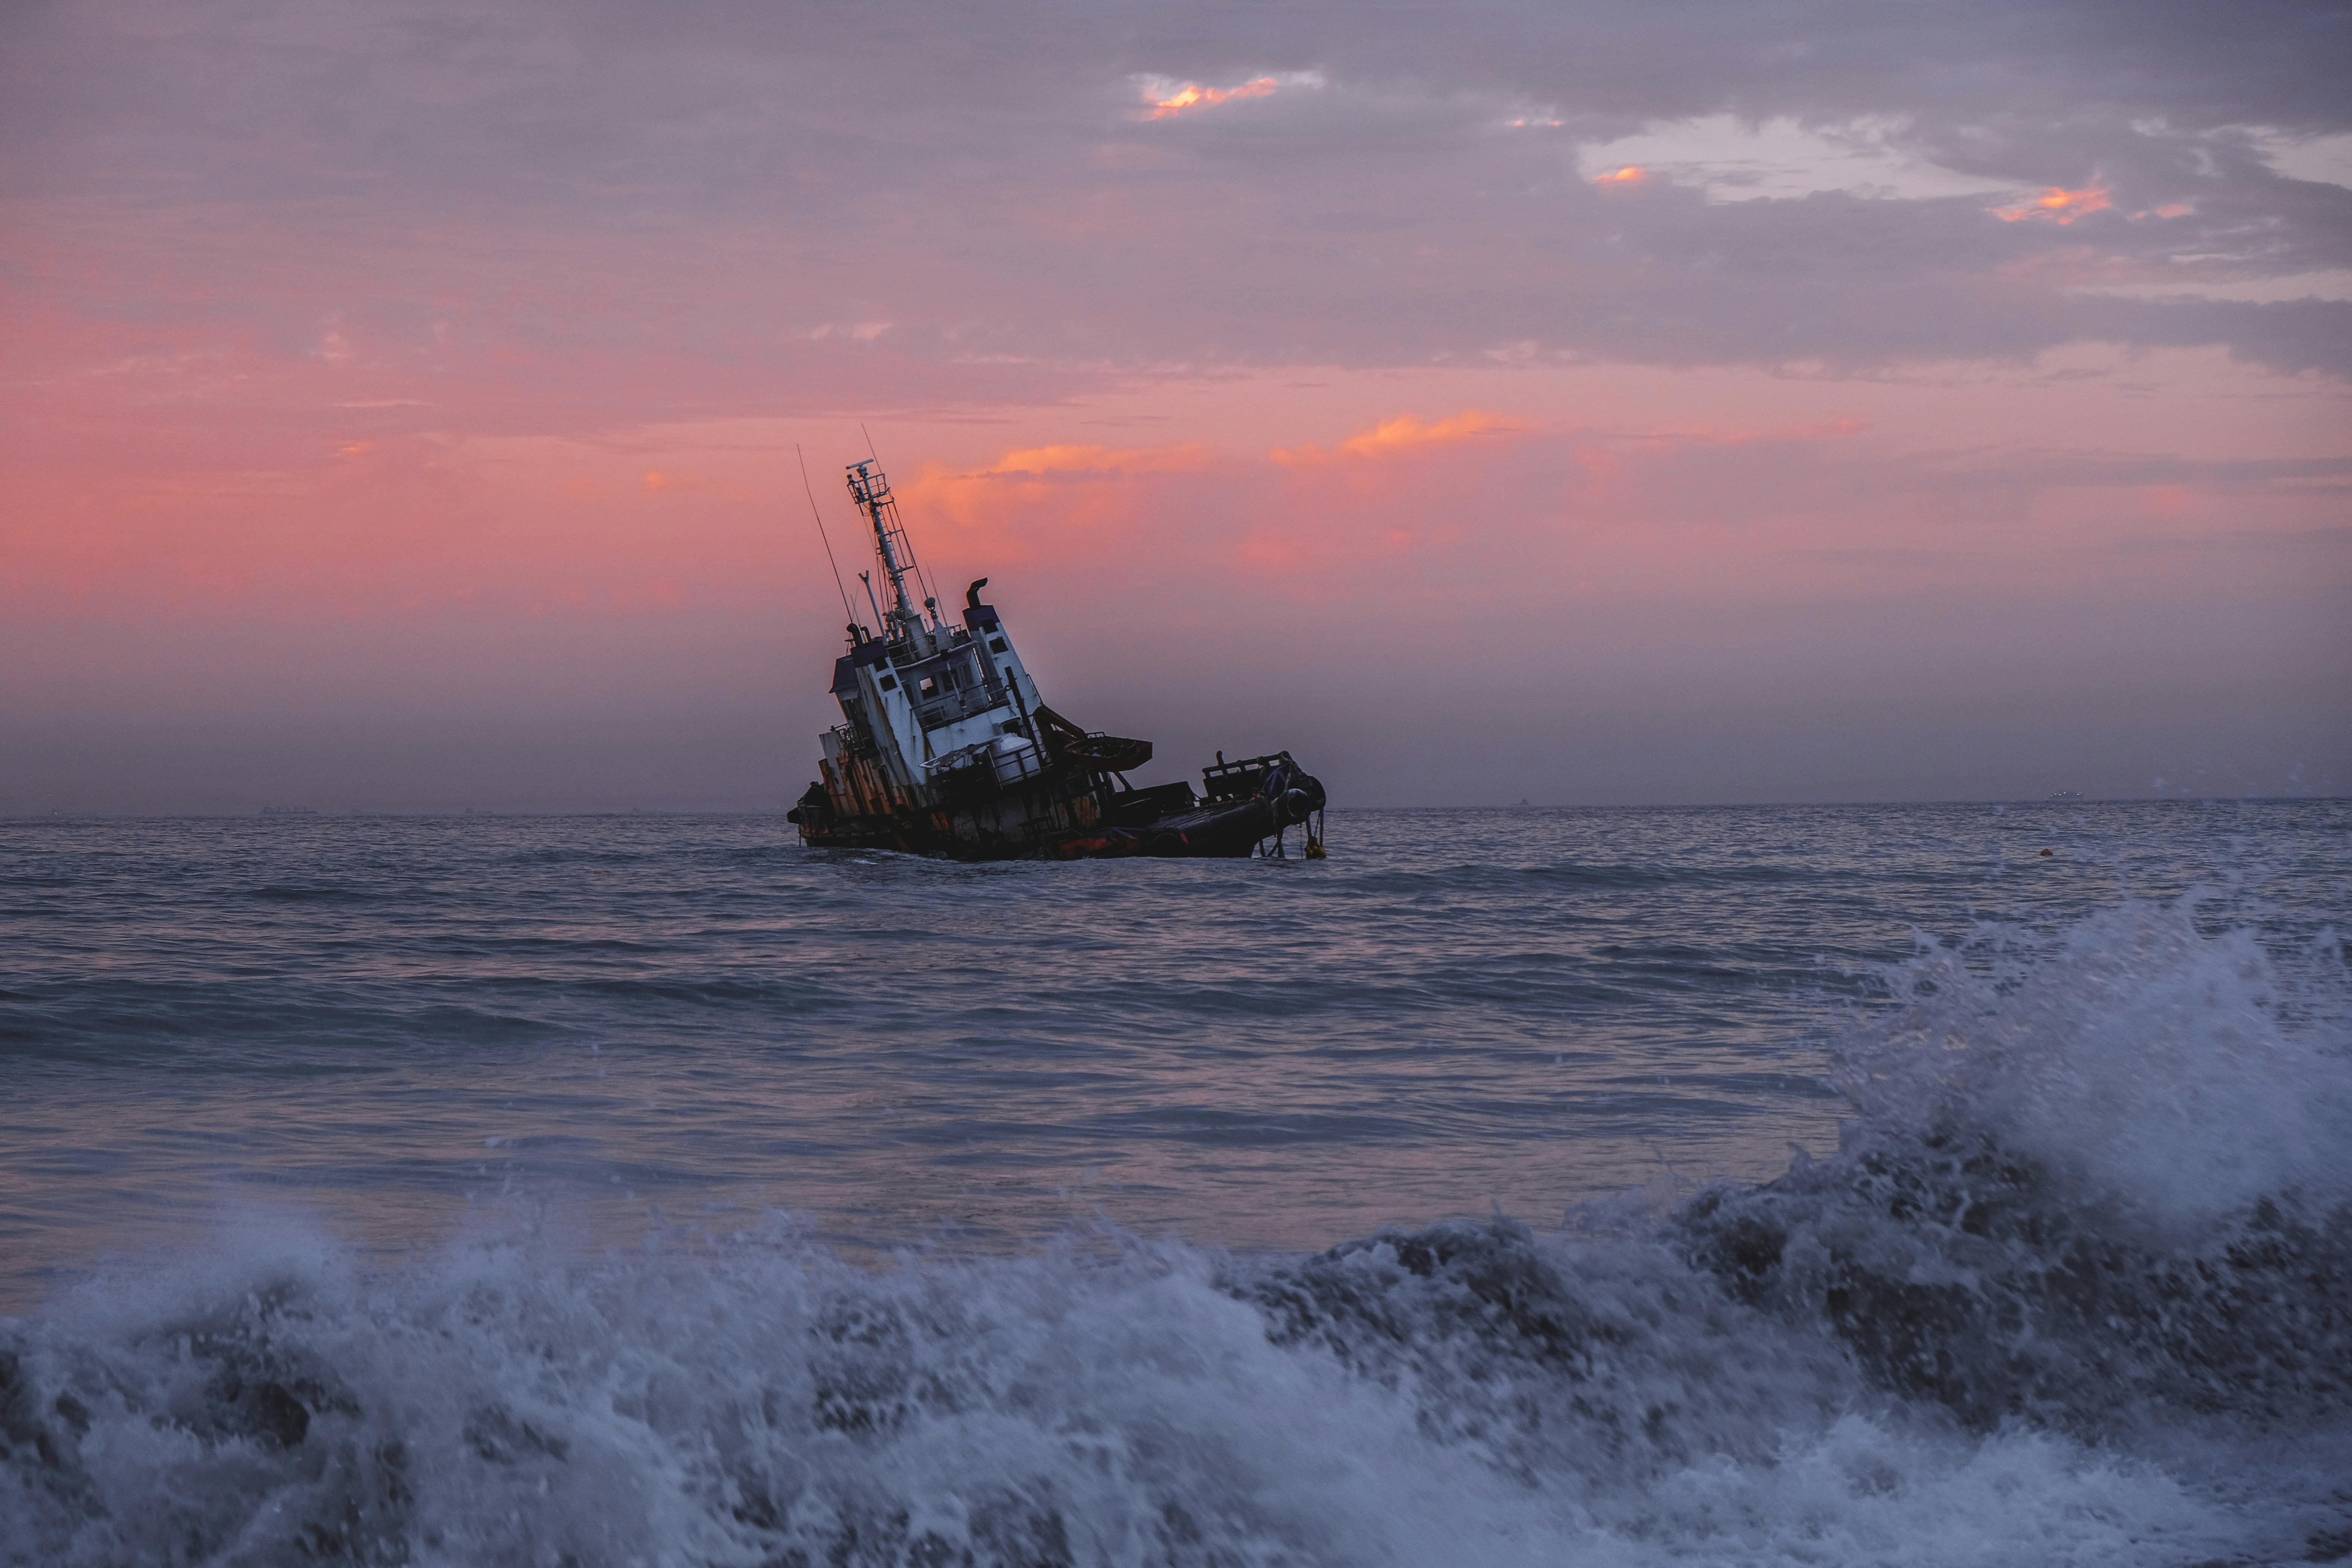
1994 183 2113 224
2 3 2343 807
1142 75 1282 120
1273 410 1526 465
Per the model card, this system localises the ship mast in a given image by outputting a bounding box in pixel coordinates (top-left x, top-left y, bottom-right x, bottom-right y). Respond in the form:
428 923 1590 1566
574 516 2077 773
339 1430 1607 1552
845 459 935 648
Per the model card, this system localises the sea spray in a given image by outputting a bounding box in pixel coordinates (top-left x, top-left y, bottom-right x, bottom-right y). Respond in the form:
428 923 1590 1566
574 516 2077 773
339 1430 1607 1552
1679 899 2352 1432
0 1226 2307 1567
5 894 2349 1565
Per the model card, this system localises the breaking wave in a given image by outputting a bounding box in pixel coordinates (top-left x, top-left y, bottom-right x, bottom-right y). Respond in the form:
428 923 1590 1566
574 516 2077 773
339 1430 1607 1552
4 900 2347 1566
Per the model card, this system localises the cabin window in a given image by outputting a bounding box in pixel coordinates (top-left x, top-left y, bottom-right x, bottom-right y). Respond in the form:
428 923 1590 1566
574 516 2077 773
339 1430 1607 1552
988 638 1007 654
876 674 897 692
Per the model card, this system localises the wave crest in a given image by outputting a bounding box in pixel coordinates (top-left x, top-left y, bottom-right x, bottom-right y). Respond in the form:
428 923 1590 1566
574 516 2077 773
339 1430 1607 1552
3 897 2347 1565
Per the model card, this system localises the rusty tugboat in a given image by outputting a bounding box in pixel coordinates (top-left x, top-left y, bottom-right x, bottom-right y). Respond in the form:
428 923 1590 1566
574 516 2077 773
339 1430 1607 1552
786 458 1327 860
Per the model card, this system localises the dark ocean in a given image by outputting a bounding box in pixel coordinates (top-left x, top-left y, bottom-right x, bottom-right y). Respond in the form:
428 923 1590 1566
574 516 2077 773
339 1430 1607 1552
2 801 2347 1566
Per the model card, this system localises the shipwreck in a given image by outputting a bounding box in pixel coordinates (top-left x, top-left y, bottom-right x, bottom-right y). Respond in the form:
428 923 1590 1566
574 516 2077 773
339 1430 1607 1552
786 458 1327 860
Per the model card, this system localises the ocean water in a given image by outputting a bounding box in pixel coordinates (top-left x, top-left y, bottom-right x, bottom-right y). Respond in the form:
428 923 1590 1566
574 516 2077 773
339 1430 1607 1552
1 801 2347 1566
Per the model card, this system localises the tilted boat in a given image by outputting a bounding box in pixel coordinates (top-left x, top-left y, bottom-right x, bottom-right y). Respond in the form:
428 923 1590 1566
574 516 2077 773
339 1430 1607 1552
786 459 1327 860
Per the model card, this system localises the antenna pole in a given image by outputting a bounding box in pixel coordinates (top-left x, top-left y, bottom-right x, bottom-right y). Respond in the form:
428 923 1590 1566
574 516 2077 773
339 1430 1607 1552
845 457 926 640
796 444 858 632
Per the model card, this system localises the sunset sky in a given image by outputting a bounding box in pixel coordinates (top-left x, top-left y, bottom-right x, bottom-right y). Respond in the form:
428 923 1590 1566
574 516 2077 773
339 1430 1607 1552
4 0 2347 810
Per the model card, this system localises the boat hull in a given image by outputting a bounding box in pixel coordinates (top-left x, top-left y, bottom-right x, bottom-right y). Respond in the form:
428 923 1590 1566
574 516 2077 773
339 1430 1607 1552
788 755 1322 862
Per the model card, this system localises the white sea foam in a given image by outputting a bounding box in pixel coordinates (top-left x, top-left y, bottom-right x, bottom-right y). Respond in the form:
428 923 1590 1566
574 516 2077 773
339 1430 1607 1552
6 1224 2332 1567
3 896 2346 1566
1838 900 2352 1233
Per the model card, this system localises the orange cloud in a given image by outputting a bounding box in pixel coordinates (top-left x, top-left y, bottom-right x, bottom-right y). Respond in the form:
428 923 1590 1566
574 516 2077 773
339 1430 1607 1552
1275 410 1524 465
961 443 1211 479
1994 184 2112 224
897 443 1216 562
1595 165 1646 185
1145 76 1280 120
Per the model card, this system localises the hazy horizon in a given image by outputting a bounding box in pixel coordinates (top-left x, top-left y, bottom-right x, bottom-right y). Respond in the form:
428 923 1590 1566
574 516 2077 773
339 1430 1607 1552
9 794 2345 822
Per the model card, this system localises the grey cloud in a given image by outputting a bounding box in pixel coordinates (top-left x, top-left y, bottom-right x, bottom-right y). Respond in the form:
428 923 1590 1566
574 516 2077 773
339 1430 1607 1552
2105 522 2352 556
6 0 2349 409
1928 449 2352 494
2066 296 2352 377
1159 0 2352 139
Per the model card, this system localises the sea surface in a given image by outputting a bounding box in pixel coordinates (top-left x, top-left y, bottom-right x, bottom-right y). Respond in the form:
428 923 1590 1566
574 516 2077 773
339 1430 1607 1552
2 801 2347 1566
